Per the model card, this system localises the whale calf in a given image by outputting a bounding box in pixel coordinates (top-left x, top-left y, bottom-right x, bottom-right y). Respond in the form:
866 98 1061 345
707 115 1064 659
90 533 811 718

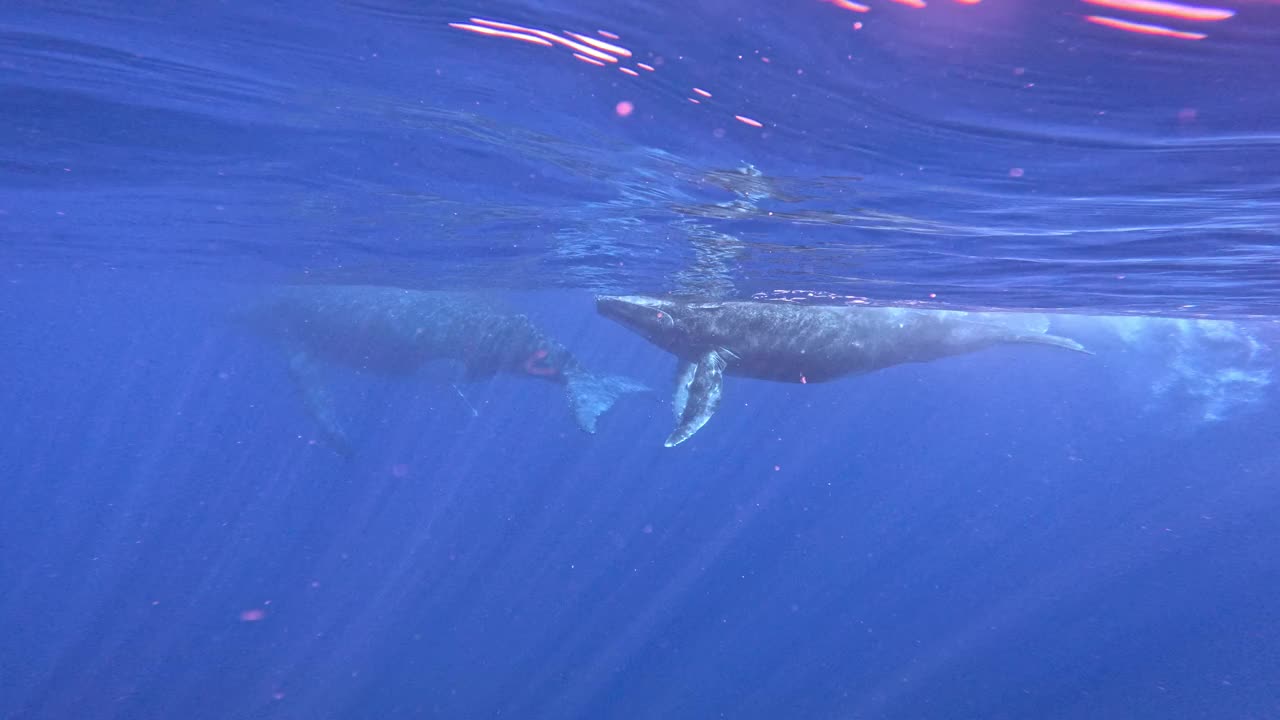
240 285 648 453
596 295 1091 446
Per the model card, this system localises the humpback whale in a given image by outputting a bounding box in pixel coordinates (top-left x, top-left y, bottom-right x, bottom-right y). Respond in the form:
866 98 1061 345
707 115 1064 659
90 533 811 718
596 295 1091 447
240 285 648 453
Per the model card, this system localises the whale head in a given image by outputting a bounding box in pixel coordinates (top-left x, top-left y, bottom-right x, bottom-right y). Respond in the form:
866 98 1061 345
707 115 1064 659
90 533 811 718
595 295 686 352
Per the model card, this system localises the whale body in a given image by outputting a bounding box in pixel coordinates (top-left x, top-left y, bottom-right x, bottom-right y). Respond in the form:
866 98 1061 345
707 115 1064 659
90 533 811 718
596 295 1091 446
240 285 647 453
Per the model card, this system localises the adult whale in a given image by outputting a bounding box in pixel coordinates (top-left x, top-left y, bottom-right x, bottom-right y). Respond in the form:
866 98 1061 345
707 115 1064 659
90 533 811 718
596 295 1091 447
239 285 647 454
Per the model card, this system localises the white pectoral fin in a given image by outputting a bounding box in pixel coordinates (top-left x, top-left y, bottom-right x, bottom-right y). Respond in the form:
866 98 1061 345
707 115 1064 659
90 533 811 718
665 349 728 447
672 360 696 420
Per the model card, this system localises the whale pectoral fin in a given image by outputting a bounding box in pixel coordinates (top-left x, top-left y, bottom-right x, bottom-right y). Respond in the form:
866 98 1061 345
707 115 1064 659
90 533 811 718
672 361 696 420
288 351 353 456
1018 332 1094 355
665 349 727 448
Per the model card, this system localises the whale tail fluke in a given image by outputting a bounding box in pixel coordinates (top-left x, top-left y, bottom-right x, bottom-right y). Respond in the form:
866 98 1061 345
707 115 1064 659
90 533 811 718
563 370 650 433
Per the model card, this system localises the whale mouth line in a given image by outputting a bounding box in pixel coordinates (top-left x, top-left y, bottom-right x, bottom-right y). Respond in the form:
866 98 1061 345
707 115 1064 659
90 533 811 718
523 348 559 377
596 295 674 334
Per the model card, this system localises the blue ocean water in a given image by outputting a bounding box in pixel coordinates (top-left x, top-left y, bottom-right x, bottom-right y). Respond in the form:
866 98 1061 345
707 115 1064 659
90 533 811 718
1 1 1278 719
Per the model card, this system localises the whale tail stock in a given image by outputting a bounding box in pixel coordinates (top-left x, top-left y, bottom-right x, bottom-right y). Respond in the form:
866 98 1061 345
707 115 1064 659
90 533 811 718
563 369 650 433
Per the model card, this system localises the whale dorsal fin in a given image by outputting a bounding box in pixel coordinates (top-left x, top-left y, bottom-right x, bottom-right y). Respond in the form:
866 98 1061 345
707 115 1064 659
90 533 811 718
665 348 729 447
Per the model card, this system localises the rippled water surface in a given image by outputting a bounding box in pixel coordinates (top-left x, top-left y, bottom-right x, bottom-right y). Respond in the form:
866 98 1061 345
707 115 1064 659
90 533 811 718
5 0 1279 313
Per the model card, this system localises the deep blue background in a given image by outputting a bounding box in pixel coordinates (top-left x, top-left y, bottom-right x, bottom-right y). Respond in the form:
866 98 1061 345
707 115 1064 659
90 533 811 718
2 0 1280 718
1 273 1276 719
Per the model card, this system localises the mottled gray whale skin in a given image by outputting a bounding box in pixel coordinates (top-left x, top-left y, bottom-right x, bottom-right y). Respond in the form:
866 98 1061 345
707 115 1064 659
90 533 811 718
596 295 1091 447
241 285 647 453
